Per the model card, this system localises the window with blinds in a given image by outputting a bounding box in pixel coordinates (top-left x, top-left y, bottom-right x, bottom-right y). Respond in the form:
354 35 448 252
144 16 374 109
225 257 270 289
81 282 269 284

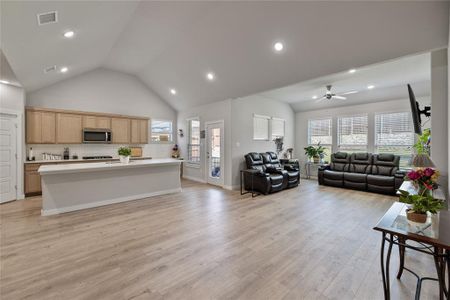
188 119 200 164
271 118 285 139
253 114 270 140
308 118 332 162
375 112 414 166
337 114 368 152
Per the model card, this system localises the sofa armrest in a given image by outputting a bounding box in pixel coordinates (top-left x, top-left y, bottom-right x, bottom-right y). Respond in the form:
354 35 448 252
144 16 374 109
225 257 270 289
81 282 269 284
318 165 330 172
394 170 407 190
395 169 407 179
284 165 299 172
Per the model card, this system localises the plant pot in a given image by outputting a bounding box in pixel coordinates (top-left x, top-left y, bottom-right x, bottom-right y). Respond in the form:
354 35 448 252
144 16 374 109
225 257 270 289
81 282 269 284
313 156 320 164
119 155 130 164
406 209 427 223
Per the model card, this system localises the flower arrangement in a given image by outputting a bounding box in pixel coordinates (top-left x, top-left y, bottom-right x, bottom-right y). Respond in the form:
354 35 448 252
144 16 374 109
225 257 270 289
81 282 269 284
406 167 439 195
399 168 444 223
273 137 284 155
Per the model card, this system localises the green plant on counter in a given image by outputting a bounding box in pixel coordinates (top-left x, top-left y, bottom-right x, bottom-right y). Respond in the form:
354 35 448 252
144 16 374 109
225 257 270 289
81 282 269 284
413 128 431 155
118 147 131 157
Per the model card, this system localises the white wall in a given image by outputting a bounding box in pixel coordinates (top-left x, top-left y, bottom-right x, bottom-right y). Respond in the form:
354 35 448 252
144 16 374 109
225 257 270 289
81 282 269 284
177 99 233 187
231 95 295 187
431 49 448 197
26 68 177 158
0 83 26 199
295 97 431 163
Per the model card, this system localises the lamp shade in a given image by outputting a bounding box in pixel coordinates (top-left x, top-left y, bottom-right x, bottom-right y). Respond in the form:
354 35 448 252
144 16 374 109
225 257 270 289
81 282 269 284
412 154 436 168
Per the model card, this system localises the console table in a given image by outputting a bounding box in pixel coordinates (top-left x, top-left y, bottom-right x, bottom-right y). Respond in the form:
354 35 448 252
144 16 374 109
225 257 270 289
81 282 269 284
373 202 449 300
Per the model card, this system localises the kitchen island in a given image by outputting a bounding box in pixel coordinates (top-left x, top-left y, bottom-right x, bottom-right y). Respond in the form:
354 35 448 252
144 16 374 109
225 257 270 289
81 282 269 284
38 158 182 216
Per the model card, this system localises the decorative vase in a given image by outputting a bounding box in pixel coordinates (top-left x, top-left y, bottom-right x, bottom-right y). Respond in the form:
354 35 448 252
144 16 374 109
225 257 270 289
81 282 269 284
119 155 130 164
406 209 427 223
313 156 320 164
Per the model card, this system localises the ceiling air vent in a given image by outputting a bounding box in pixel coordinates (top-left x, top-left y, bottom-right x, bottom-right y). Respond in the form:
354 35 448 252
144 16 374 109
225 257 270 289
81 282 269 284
44 65 56 73
37 11 57 25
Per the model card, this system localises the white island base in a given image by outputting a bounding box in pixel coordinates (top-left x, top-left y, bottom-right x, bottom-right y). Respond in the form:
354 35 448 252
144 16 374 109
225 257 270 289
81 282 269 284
39 159 182 216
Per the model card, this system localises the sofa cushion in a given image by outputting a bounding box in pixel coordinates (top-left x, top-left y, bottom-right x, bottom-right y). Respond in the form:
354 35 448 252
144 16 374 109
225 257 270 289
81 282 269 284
323 178 343 187
286 170 299 178
349 153 372 173
367 184 395 195
367 174 394 186
324 170 344 180
269 174 284 185
344 172 367 183
334 152 348 159
344 181 367 191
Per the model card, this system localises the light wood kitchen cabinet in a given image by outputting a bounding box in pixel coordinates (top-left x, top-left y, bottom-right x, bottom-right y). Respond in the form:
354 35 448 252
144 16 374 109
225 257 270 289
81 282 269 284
83 115 111 129
26 111 56 144
139 119 148 143
56 113 82 143
111 118 130 143
25 164 42 195
131 119 148 144
41 112 56 143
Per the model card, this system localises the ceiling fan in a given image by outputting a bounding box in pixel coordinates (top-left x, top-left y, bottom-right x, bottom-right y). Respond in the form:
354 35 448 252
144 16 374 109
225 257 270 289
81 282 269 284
316 85 358 102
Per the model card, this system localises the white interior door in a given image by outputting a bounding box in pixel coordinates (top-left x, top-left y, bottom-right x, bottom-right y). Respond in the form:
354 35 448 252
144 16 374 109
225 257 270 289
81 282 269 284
206 121 224 187
0 114 17 203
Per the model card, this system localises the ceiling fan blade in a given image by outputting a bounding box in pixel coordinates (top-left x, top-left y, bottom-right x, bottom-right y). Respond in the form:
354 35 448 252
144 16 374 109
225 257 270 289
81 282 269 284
333 95 347 100
315 96 326 103
341 90 358 95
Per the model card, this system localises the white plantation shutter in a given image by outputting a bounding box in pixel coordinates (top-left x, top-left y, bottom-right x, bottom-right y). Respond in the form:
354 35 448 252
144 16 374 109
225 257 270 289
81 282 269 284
271 118 285 139
253 114 270 140
375 112 414 166
308 118 332 145
338 114 368 152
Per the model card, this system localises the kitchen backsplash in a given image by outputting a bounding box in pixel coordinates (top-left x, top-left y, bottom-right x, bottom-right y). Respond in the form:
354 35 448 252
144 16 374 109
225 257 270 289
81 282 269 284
26 143 174 160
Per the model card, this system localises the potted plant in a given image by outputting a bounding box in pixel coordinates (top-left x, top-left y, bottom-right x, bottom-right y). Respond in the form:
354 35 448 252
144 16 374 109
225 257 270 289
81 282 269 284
398 168 444 223
118 147 131 164
304 143 325 163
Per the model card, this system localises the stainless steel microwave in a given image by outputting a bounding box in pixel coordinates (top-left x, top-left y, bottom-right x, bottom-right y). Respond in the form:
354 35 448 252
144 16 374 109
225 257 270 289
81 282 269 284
83 128 112 144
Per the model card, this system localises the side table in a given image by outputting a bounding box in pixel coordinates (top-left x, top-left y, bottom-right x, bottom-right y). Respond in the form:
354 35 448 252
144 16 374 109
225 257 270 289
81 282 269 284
240 169 262 198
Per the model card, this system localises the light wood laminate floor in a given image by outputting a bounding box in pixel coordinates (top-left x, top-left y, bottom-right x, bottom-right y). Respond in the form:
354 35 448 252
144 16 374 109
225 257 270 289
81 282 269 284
0 179 440 299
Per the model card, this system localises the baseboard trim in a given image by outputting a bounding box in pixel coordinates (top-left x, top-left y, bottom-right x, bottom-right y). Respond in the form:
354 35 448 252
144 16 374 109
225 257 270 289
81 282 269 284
223 185 240 191
41 188 182 216
182 175 206 183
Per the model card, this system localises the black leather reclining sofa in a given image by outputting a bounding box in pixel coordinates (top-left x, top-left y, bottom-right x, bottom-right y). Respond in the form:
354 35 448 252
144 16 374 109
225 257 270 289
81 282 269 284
318 152 405 195
243 152 300 194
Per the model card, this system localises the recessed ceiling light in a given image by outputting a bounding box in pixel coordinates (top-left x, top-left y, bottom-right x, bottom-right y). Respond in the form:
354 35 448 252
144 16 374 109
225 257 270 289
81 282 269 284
60 67 68 73
0 80 10 85
367 85 375 89
312 95 318 99
170 89 177 95
63 30 75 38
348 69 356 73
206 72 215 81
274 42 284 52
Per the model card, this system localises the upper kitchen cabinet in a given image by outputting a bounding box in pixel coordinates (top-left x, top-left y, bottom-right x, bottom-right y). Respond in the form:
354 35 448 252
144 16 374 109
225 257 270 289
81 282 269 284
56 113 82 144
83 115 111 129
26 110 56 144
111 118 130 143
131 119 148 144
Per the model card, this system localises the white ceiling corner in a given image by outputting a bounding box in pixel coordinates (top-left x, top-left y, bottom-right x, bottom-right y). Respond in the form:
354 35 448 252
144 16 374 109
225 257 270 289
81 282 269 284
0 1 448 111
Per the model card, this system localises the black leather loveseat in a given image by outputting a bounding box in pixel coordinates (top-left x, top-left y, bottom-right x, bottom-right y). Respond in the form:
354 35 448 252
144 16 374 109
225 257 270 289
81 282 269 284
318 152 405 195
244 152 300 194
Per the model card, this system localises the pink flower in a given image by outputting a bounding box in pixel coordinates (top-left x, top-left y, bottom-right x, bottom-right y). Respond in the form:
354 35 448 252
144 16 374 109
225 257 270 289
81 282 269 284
424 168 434 177
407 170 421 181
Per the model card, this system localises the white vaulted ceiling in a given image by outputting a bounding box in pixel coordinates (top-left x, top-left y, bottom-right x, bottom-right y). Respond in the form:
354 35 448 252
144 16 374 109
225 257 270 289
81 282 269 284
1 1 448 111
